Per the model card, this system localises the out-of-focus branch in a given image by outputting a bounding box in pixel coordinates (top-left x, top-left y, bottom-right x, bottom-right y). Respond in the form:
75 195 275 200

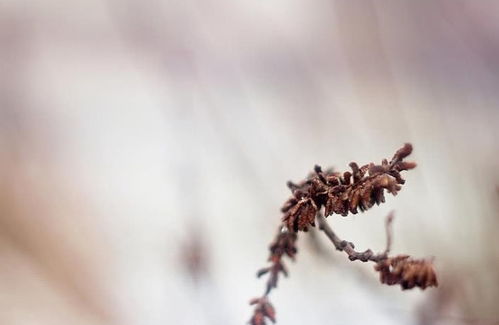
249 226 297 325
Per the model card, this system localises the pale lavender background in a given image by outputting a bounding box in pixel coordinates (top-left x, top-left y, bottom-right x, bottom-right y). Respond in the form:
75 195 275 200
0 1 498 325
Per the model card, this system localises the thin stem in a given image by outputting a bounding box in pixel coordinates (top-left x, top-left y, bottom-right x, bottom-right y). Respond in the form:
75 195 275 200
316 211 394 263
384 211 394 255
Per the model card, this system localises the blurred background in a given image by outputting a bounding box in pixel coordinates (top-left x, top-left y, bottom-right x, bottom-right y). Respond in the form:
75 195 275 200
0 0 498 324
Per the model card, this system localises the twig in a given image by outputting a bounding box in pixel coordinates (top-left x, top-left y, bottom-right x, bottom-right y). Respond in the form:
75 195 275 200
316 211 393 263
384 211 394 255
255 225 298 297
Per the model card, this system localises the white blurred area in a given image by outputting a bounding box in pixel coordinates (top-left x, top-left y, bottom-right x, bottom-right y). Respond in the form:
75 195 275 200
1 1 498 324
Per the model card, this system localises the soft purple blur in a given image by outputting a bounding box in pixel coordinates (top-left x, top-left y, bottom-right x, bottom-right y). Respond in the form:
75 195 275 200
1 1 498 325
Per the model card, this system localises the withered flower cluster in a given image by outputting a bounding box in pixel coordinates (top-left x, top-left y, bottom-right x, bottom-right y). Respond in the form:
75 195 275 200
248 144 437 324
282 143 416 232
375 255 438 290
249 297 276 325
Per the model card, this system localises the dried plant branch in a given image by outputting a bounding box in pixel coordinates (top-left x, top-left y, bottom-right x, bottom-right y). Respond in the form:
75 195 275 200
249 227 297 325
248 144 437 324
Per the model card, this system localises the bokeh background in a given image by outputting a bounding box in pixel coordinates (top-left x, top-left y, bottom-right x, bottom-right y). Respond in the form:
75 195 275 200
1 1 498 324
